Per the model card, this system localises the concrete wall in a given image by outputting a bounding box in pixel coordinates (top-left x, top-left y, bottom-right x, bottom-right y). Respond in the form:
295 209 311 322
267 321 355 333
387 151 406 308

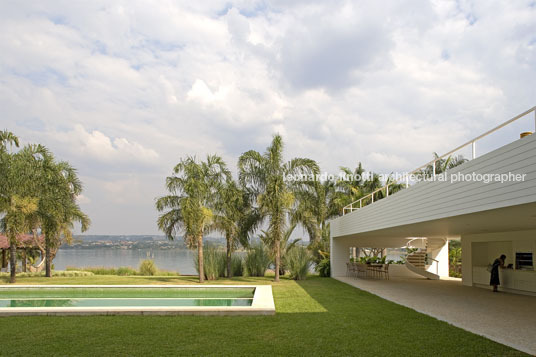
331 134 536 238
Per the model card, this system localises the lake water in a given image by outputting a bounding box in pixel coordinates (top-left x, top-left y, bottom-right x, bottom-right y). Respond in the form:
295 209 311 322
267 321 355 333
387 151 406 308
54 249 197 275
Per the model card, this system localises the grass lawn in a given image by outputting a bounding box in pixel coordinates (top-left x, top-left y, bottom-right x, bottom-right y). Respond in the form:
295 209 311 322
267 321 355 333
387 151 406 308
0 275 526 356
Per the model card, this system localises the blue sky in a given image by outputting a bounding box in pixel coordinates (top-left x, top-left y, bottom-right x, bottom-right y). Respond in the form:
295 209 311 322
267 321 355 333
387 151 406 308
1 1 535 235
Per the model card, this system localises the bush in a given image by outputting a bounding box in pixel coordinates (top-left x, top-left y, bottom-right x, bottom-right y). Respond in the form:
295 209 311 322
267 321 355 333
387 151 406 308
156 270 181 276
286 246 311 280
244 242 271 277
67 266 138 276
139 259 157 276
231 254 244 277
194 245 226 280
316 258 330 277
51 270 94 277
66 266 180 276
117 266 138 276
0 270 94 277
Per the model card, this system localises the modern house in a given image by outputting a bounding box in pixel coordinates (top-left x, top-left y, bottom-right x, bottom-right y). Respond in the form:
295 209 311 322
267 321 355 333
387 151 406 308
330 107 536 296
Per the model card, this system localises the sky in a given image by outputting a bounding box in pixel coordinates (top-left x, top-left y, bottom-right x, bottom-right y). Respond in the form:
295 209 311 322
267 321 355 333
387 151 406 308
1 1 535 235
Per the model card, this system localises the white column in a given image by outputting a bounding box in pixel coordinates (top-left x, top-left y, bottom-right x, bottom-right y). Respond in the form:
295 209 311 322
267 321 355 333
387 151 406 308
331 237 353 277
436 242 449 277
461 236 472 286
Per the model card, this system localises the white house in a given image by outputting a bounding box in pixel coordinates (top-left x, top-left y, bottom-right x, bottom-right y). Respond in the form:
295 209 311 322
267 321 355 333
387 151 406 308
330 107 536 295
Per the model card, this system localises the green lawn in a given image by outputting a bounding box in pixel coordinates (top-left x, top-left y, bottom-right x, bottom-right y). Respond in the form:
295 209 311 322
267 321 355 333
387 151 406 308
0 275 526 356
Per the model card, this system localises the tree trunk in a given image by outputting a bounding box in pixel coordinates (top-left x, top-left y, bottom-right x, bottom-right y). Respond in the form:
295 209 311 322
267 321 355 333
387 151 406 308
9 244 16 284
45 236 51 278
274 237 280 282
197 234 204 283
2 249 7 269
22 250 27 272
226 234 232 279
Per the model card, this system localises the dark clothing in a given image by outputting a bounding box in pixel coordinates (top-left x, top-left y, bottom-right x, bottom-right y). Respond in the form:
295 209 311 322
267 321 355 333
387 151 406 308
490 258 501 286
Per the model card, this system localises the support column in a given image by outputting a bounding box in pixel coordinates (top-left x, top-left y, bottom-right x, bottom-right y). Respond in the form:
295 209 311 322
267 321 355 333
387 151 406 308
330 236 353 277
436 242 449 277
1 249 6 269
461 236 472 286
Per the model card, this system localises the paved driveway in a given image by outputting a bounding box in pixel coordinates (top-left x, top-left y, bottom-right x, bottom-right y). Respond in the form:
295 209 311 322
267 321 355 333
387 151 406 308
335 276 536 354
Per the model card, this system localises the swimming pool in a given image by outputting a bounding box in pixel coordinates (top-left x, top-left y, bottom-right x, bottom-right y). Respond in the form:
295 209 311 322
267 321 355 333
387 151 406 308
0 285 275 316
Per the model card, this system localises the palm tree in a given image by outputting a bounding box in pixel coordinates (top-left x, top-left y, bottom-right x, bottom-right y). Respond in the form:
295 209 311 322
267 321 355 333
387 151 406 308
1 133 90 280
421 152 468 178
0 135 40 283
156 155 230 283
338 163 405 207
213 178 249 278
293 179 345 264
238 134 318 282
0 130 19 153
1 196 38 283
338 162 366 207
294 179 344 242
259 221 300 276
21 145 90 277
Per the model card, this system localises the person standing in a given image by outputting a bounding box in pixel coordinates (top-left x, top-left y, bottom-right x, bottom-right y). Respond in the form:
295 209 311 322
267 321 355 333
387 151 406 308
490 254 506 292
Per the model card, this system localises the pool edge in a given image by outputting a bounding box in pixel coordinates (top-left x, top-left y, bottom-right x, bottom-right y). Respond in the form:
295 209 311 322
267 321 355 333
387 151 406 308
0 285 276 316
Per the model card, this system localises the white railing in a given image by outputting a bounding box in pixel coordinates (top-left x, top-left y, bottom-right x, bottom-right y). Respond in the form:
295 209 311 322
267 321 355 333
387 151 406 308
342 106 536 215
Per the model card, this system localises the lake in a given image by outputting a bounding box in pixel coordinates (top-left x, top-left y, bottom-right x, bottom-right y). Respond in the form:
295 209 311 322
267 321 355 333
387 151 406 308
54 249 197 275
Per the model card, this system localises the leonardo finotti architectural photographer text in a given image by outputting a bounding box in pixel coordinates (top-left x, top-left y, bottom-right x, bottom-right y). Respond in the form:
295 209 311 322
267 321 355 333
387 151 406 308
283 172 527 184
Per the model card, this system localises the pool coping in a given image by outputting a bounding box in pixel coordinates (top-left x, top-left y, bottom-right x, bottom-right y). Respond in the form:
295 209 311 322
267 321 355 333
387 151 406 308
0 285 276 316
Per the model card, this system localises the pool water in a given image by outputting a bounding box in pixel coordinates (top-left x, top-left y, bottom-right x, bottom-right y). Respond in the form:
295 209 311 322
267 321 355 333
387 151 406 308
0 298 252 308
0 287 255 308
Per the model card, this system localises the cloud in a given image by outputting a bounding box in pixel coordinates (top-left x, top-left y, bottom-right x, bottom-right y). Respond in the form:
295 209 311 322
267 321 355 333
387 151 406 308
276 2 393 91
55 125 159 165
76 194 91 204
1 0 535 234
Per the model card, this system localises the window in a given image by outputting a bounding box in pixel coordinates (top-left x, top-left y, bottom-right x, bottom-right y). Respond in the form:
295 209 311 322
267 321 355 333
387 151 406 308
515 252 533 270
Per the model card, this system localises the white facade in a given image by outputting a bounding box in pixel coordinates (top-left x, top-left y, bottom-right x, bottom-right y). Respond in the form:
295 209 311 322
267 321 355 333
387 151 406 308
330 132 536 295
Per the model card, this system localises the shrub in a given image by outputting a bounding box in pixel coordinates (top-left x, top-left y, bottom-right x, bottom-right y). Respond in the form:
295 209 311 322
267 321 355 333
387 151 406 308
244 242 271 277
231 254 244 277
316 258 330 277
51 270 94 277
156 270 181 276
139 259 157 276
117 266 138 276
0 270 94 277
66 266 180 276
67 266 138 276
286 246 311 280
194 245 226 280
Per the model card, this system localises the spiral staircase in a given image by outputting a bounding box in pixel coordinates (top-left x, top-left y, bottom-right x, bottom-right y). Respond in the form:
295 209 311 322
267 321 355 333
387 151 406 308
404 238 441 280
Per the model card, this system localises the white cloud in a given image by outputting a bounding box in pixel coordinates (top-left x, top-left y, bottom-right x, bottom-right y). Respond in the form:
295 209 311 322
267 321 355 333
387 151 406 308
0 0 535 234
55 125 159 164
76 194 91 204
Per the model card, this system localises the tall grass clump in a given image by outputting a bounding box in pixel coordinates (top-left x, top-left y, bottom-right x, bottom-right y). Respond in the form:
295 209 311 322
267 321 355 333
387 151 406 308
139 259 157 276
286 246 311 280
194 245 226 280
244 242 271 277
231 254 244 277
